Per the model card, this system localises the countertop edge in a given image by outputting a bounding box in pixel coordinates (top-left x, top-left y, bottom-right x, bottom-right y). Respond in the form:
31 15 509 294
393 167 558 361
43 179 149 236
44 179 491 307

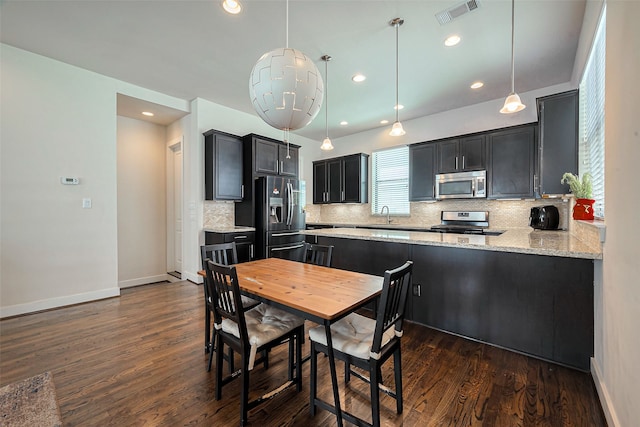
302 228 602 260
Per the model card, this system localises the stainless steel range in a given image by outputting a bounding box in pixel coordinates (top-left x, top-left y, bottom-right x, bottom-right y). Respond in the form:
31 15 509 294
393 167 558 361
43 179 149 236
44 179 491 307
430 211 504 236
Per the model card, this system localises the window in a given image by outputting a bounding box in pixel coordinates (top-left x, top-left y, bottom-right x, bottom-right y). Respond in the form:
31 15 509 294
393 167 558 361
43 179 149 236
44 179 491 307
371 146 409 215
579 6 606 218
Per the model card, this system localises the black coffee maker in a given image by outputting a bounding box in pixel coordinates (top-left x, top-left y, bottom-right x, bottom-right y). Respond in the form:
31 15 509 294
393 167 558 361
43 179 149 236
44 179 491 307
529 205 560 230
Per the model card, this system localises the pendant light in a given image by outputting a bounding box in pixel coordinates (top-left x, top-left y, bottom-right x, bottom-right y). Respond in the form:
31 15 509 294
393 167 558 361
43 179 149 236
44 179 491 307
320 55 334 151
249 0 324 132
389 18 406 136
222 0 242 14
500 0 526 114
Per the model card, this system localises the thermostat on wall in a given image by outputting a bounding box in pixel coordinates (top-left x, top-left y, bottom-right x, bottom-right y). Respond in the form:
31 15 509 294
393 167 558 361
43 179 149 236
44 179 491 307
60 177 79 185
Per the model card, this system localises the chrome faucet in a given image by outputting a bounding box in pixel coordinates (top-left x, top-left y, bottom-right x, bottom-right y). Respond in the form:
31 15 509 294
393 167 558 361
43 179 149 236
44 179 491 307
380 205 391 224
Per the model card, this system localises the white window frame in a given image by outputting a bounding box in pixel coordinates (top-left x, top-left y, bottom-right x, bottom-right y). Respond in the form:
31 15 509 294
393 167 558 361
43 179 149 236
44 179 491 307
371 145 410 216
578 6 606 218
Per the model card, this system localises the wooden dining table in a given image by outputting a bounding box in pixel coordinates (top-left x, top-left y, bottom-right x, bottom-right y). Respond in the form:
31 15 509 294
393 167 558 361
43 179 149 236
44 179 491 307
200 257 383 427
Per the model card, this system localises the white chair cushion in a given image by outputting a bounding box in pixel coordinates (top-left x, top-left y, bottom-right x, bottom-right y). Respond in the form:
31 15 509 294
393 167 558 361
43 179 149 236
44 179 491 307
308 313 396 360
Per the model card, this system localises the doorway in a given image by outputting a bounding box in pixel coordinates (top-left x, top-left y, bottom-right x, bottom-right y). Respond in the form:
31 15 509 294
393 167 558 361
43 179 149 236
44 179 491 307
167 139 183 278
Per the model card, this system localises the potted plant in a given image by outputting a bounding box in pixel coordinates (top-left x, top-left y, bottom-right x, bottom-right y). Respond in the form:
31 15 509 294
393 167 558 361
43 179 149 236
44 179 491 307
561 172 595 220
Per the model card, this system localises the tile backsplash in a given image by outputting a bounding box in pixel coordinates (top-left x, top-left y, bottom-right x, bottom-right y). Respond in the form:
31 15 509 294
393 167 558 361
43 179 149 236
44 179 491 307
305 199 571 230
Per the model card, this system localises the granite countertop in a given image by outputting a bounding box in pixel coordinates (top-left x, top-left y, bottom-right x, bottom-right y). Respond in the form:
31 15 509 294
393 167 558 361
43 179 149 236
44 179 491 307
303 226 602 260
203 226 255 233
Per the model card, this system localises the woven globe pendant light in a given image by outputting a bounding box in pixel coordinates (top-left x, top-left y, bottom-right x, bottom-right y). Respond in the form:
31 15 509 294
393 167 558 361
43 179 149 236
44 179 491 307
249 0 324 132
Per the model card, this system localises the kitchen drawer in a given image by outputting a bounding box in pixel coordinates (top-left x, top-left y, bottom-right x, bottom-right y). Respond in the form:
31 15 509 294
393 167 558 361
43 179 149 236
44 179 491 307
223 231 255 243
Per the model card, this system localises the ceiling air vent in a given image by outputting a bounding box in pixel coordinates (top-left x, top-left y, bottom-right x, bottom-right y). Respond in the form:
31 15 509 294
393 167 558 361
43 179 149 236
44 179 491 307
435 0 481 25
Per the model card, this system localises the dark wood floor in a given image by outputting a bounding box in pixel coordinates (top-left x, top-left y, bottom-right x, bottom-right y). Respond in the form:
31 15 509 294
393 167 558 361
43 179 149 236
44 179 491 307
0 281 606 426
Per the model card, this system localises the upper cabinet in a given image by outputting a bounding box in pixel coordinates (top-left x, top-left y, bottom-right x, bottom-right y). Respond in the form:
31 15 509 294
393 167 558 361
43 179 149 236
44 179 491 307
313 153 368 204
537 90 579 196
249 134 299 177
487 124 537 199
437 135 485 173
409 143 437 201
204 129 243 201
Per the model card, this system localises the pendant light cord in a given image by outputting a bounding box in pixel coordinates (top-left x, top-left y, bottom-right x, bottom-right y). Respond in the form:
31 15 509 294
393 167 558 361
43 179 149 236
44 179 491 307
510 0 515 93
395 21 400 123
325 58 329 138
285 0 289 48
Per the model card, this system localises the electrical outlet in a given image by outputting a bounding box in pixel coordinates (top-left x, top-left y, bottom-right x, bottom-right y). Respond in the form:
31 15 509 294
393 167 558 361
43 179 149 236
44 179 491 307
82 198 92 209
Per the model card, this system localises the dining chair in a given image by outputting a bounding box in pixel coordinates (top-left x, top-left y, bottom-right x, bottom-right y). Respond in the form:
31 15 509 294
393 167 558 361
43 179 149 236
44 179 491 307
200 243 260 368
308 260 413 427
301 242 334 267
205 259 305 426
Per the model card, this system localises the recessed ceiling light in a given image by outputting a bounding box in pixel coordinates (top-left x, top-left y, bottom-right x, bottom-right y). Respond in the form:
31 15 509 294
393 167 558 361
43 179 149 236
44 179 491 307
222 0 242 14
352 74 366 83
340 121 348 126
380 120 389 125
470 81 484 89
444 35 461 47
142 111 155 117
393 104 404 110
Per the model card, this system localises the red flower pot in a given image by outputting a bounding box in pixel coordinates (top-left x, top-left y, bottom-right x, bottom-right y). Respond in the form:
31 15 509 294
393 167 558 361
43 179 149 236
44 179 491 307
573 198 595 220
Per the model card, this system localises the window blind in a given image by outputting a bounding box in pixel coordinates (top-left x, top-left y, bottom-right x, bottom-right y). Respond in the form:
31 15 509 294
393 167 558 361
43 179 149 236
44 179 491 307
579 7 606 218
371 146 409 215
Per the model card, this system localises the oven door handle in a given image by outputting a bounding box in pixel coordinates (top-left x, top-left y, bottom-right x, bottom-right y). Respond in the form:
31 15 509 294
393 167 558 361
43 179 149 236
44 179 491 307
270 243 305 252
271 232 300 237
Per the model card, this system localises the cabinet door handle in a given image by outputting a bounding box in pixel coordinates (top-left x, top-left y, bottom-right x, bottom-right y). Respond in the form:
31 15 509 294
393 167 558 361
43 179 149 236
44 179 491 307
455 156 459 170
341 190 344 201
234 235 248 240
280 161 284 174
250 244 254 259
241 185 244 198
462 155 465 169
275 160 279 173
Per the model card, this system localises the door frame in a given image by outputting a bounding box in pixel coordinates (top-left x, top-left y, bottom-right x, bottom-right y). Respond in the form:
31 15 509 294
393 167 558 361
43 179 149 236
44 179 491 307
167 137 183 280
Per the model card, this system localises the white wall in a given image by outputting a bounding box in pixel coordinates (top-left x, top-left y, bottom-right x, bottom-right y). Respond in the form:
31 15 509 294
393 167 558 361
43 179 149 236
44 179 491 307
0 44 189 317
116 116 168 288
1 44 120 316
592 2 640 426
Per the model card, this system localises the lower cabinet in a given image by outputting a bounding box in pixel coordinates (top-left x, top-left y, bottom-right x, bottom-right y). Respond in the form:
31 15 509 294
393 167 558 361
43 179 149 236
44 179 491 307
311 235 593 371
205 231 255 263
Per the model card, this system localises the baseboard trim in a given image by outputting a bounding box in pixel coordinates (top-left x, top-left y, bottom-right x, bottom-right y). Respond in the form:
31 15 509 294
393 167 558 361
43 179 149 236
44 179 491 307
184 270 203 284
119 274 179 289
0 287 120 319
591 357 620 427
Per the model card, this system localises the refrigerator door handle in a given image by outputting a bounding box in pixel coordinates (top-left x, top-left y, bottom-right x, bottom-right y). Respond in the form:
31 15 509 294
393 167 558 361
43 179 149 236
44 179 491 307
287 182 293 226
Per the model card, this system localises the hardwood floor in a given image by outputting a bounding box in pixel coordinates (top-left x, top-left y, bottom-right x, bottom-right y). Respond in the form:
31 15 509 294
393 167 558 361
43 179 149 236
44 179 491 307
0 281 606 426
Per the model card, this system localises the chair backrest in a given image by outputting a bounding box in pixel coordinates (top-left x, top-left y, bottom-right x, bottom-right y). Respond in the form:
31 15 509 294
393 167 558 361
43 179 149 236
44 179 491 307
371 261 413 355
204 260 249 346
200 242 239 269
302 242 334 267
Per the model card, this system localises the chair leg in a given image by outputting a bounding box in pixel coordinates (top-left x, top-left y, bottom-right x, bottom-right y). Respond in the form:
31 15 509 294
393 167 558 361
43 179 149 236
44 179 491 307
370 364 381 427
288 337 294 381
295 327 302 392
204 307 211 353
309 343 318 416
215 335 224 400
241 354 250 426
227 347 235 373
394 347 403 414
344 360 351 383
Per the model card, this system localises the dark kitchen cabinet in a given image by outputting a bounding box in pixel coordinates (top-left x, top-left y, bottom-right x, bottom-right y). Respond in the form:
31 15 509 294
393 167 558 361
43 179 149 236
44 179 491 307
537 90 579 196
437 135 485 173
487 124 536 199
247 134 299 177
204 129 243 201
409 142 437 201
205 230 255 263
313 153 368 204
409 244 593 371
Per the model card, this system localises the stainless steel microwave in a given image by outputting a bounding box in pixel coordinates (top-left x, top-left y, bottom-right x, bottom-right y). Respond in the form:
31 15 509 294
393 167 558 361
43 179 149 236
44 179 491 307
435 170 486 200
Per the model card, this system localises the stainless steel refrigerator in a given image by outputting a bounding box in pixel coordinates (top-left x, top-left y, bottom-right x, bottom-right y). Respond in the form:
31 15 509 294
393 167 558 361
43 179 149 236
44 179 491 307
254 176 306 260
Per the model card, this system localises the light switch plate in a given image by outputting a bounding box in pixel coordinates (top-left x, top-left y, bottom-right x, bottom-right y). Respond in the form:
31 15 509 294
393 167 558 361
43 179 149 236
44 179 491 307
82 198 92 209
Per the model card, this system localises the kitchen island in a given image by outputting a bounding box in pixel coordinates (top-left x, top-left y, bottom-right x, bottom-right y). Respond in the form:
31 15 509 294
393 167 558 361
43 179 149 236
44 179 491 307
303 226 600 371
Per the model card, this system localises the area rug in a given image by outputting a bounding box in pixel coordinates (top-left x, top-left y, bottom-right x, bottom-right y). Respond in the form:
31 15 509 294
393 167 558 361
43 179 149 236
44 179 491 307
0 371 62 426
